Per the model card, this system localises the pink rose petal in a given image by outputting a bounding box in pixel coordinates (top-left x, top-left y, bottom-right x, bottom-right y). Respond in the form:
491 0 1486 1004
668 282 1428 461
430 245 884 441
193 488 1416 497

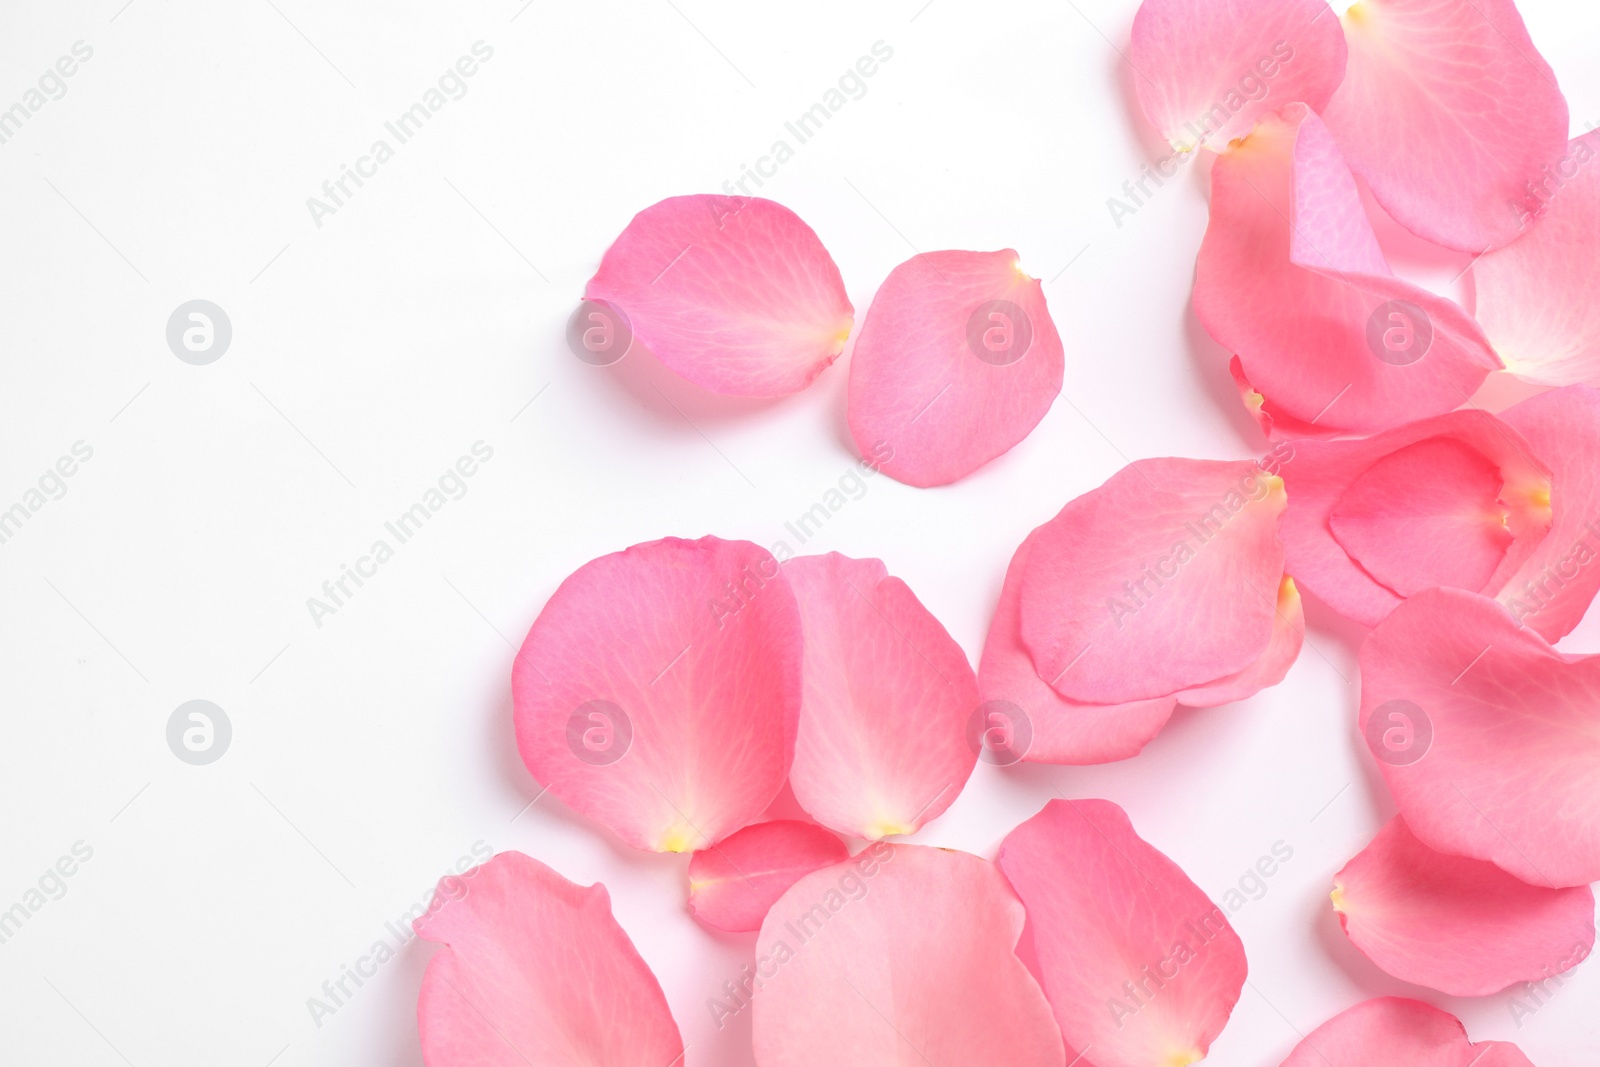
1322 0 1570 252
785 552 979 838
688 820 850 933
1476 132 1600 384
1130 0 1348 151
1196 104 1500 436
979 525 1180 764
513 536 802 852
752 844 1064 1067
585 195 853 396
1360 587 1600 887
1333 815 1595 996
1278 410 1552 628
846 250 1064 487
414 851 684 1067
997 798 1248 1067
1497 385 1600 640
1018 458 1291 704
1280 997 1535 1066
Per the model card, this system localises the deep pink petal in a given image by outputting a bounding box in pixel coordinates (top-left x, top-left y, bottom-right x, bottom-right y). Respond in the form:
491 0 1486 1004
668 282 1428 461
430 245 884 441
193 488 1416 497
979 526 1179 764
1130 0 1347 150
1280 998 1534 1066
1018 458 1290 704
687 820 849 933
752 844 1064 1066
413 851 684 1067
846 250 1064 487
513 536 801 852
1196 104 1500 436
1360 587 1600 887
785 553 979 838
1496 385 1600 641
997 799 1248 1067
1333 815 1595 996
1322 0 1570 252
1476 132 1600 383
1278 410 1551 627
1328 437 1514 597
584 195 853 396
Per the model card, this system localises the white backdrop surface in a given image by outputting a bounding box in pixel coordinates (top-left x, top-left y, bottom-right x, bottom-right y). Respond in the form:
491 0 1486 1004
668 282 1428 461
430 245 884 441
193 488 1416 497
1 0 1597 1064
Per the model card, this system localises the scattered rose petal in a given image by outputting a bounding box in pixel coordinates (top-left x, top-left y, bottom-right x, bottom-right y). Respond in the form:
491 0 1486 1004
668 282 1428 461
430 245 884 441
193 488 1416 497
688 820 850 933
1278 409 1552 629
1017 457 1293 705
1130 0 1348 151
1196 104 1500 436
979 525 1180 765
751 843 1064 1066
1360 587 1600 887
414 851 684 1067
997 798 1248 1067
512 536 802 853
1333 815 1595 995
584 195 853 396
1475 132 1600 384
1280 997 1535 1066
1322 0 1570 252
1496 385 1600 639
785 552 979 838
846 250 1064 487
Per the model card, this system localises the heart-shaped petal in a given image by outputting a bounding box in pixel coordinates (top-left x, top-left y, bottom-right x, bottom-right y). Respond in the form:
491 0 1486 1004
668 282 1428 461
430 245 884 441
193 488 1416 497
513 536 802 852
585 195 853 396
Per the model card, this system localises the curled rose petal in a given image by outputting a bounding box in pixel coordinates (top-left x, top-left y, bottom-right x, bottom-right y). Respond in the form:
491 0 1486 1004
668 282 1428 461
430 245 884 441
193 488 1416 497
751 844 1064 1066
1280 997 1534 1066
1333 815 1595 995
846 250 1064 487
688 820 849 933
785 553 979 838
414 851 684 1067
1278 409 1553 630
997 799 1248 1067
1475 132 1600 384
512 536 802 852
584 195 853 396
1018 457 1293 705
1322 0 1570 252
1130 0 1348 151
1496 385 1600 640
1196 104 1500 436
979 526 1180 765
1359 587 1600 887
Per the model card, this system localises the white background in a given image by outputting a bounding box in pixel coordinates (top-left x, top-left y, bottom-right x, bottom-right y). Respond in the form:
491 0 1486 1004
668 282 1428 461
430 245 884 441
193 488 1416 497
2 0 1597 1064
